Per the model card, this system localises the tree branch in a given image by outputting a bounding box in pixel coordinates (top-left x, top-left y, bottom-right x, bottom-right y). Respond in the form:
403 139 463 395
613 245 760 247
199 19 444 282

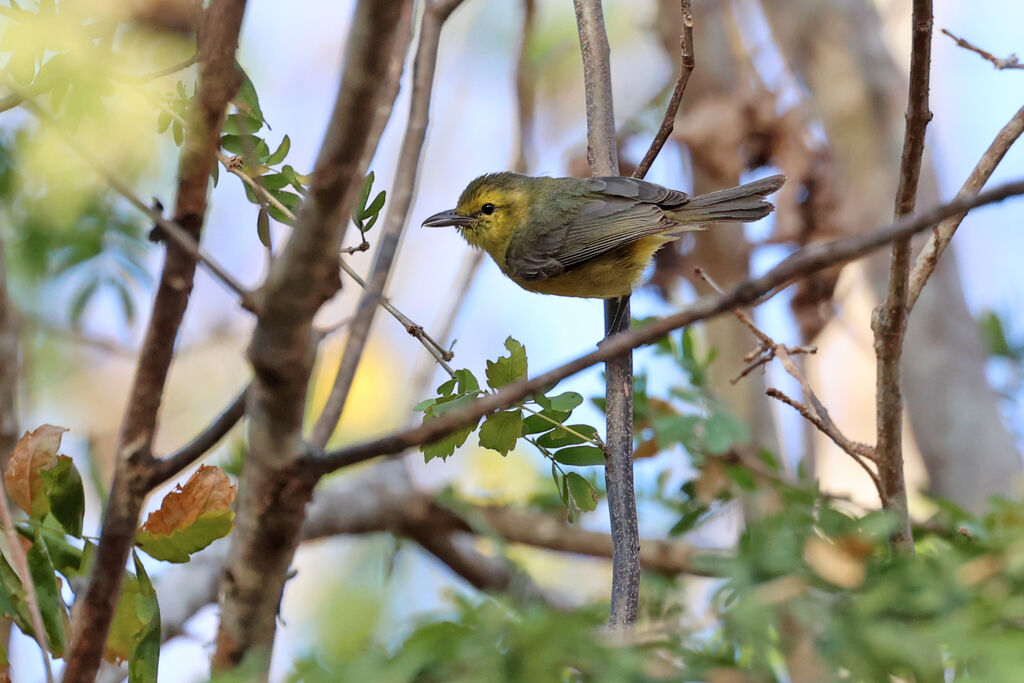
907 103 1024 310
632 0 693 180
307 178 1024 477
62 2 249 680
147 384 250 487
872 0 932 554
940 28 1023 70
572 0 641 630
310 0 465 449
212 0 414 671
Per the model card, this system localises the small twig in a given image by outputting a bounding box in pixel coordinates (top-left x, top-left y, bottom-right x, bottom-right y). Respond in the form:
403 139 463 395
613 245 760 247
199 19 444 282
0 481 53 683
941 29 1023 70
134 54 199 83
767 388 880 495
339 240 370 254
907 103 1024 311
695 268 874 483
633 0 693 180
520 403 605 448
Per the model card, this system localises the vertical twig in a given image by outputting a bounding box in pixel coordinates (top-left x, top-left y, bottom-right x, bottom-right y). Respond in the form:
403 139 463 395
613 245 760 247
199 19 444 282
571 0 640 629
310 0 464 450
872 0 932 553
907 103 1024 310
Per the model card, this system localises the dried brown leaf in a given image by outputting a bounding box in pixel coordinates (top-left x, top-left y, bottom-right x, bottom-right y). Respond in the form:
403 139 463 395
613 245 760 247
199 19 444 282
4 425 67 518
139 464 236 537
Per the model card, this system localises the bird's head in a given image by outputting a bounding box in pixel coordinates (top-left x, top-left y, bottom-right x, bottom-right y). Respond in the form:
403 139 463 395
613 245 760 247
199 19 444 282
422 172 531 253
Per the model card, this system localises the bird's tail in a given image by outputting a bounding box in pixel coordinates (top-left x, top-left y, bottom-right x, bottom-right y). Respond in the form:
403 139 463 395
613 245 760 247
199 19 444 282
666 174 785 229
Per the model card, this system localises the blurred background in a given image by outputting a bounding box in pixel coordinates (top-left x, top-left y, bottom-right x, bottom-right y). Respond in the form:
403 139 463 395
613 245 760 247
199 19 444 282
2 0 1024 679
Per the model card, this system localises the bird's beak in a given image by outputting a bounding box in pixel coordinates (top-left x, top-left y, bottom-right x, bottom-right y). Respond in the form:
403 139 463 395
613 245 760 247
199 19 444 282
422 209 474 228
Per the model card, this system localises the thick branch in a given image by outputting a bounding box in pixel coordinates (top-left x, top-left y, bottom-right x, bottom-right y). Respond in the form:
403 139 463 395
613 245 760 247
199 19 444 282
308 178 1024 475
310 0 464 449
872 0 932 554
62 2 248 680
907 104 1024 310
212 0 413 671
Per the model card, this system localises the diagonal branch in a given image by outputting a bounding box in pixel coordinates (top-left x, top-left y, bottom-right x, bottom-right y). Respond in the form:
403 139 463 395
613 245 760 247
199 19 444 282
940 28 1023 70
310 0 466 449
306 180 1024 475
62 2 250 680
633 0 693 180
907 103 1024 311
872 0 932 553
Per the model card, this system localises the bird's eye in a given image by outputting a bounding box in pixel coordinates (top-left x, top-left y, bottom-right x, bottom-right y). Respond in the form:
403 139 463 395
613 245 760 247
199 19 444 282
480 203 496 215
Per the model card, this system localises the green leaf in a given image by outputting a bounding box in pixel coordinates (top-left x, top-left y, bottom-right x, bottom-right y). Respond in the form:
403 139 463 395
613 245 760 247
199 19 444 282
156 109 171 134
256 208 271 248
521 409 571 435
412 397 437 412
653 414 698 447
726 465 757 491
220 134 270 160
171 120 184 147
221 112 260 135
360 190 386 221
27 533 66 656
128 553 160 683
543 391 583 412
703 410 749 454
422 423 475 462
979 310 1014 358
485 337 528 389
40 455 84 537
265 135 291 166
536 424 599 449
135 465 237 563
69 278 100 327
565 473 597 512
436 378 457 397
453 369 480 395
234 68 265 124
552 445 605 466
668 506 706 536
478 410 523 456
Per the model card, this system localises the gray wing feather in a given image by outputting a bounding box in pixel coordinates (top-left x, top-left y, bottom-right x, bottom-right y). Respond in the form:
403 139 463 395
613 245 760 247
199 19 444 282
506 196 672 281
583 176 691 207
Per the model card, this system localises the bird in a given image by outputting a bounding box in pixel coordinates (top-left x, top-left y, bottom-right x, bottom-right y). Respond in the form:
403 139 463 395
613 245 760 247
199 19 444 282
422 172 785 300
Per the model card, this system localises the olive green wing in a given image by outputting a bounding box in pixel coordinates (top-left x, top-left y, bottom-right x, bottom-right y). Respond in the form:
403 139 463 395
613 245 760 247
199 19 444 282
504 177 686 281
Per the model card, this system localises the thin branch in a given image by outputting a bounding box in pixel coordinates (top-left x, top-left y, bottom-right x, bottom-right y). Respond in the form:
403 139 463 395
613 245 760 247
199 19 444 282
572 0 639 631
134 54 199 82
872 0 932 554
62 2 249 680
337 259 455 372
17 98 254 308
0 480 52 683
941 28 1023 70
310 0 466 450
213 0 414 671
632 0 693 180
695 266 880 495
907 103 1024 310
305 179 1024 476
148 384 249 487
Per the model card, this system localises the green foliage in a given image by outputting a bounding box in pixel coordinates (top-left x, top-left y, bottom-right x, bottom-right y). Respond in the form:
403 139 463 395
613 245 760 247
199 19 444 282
26 532 65 656
351 171 387 241
289 598 652 683
40 455 85 538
